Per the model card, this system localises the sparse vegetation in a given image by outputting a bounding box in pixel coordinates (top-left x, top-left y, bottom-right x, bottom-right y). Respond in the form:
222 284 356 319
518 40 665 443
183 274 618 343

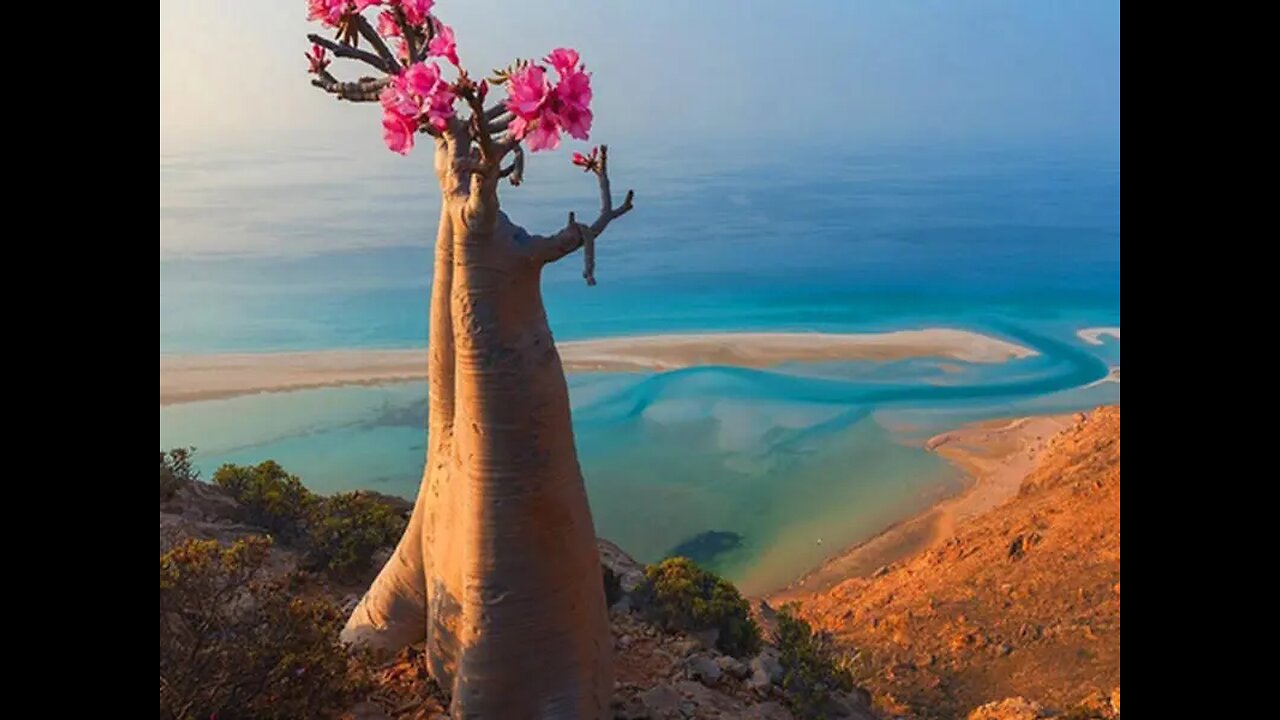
160 447 199 501
640 556 761 657
214 460 315 542
209 459 407 578
774 602 858 720
159 536 371 719
306 491 405 581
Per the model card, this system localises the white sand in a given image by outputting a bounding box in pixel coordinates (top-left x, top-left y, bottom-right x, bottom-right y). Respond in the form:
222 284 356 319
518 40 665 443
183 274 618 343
1077 327 1120 345
159 329 1037 405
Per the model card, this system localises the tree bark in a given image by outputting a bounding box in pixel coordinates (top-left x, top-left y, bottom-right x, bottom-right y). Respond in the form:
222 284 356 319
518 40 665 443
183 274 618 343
341 137 613 718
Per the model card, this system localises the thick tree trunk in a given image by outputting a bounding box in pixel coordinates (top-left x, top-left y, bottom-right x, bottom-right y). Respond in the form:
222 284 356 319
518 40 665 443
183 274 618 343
342 151 613 717
341 203 455 651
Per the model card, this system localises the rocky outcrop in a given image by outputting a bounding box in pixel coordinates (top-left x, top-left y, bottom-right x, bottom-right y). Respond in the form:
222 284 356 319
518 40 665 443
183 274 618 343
789 407 1121 719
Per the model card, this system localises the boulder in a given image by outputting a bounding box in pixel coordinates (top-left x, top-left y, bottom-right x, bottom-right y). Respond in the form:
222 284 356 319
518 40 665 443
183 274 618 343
685 653 723 685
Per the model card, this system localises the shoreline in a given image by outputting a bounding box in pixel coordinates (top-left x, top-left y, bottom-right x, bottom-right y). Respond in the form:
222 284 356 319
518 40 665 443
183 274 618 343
159 328 1037 406
765 410 1079 604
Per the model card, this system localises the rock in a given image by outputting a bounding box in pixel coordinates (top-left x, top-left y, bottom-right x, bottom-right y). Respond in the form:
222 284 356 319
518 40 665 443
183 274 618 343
741 701 795 720
598 538 648 594
685 653 723 685
716 654 750 679
161 479 242 523
670 638 700 657
618 634 635 650
966 697 1048 720
821 689 878 719
673 680 718 706
637 684 681 719
1073 689 1119 719
749 648 784 691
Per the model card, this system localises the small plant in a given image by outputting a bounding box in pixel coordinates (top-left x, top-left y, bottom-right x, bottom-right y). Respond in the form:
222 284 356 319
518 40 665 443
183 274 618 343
159 536 370 719
160 447 199 501
774 603 858 720
306 491 406 580
214 460 316 542
640 556 761 657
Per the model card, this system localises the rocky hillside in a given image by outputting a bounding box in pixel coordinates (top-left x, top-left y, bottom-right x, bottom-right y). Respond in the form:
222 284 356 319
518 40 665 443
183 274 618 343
160 465 875 720
791 407 1121 719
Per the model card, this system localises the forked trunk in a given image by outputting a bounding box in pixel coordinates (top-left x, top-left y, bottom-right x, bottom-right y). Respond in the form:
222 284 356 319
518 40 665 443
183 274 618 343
342 175 614 717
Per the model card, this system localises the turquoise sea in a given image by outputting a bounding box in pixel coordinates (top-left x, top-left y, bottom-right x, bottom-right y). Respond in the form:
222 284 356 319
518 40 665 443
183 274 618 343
159 137 1119 593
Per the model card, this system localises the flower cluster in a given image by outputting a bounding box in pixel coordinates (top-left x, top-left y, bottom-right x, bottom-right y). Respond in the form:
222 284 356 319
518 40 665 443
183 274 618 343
504 48 593 152
306 1 596 159
380 61 456 154
307 0 434 28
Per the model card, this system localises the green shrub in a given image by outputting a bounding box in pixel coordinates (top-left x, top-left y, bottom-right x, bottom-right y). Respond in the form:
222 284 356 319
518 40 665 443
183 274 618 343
774 603 858 720
305 492 406 580
640 556 761 657
160 447 199 501
159 536 370 719
213 460 316 542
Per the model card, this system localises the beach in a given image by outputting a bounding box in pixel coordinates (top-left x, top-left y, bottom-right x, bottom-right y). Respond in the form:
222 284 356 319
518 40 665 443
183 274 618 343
159 328 1037 405
768 410 1078 603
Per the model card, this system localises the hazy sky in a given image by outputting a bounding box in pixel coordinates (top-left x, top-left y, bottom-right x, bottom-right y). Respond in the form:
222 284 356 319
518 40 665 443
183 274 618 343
159 0 1119 153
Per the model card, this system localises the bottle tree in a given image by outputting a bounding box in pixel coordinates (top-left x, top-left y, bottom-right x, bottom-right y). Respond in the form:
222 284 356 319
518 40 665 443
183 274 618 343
303 1 634 716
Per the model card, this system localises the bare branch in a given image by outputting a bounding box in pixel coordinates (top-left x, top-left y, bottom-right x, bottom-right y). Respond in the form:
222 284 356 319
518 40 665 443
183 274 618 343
484 104 509 121
588 146 636 236
308 34 394 74
310 73 389 102
486 112 513 135
498 144 524 186
353 15 399 73
527 145 636 281
394 8 419 65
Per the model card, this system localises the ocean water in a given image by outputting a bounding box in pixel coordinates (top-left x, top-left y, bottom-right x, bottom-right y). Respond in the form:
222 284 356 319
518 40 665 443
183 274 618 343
159 137 1120 593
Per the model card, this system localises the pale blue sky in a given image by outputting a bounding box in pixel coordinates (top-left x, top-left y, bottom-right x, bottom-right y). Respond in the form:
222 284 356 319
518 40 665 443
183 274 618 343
159 1 1119 154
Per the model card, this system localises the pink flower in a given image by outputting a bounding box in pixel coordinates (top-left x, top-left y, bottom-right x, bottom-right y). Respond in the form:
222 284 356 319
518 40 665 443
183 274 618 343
305 44 330 74
554 70 592 111
426 21 458 66
505 65 550 119
525 115 562 152
306 0 348 26
382 110 417 155
400 0 433 25
404 61 442 97
395 38 411 63
556 103 593 141
376 10 401 36
509 115 531 140
544 48 581 75
424 86 456 131
477 79 488 102
379 74 420 118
